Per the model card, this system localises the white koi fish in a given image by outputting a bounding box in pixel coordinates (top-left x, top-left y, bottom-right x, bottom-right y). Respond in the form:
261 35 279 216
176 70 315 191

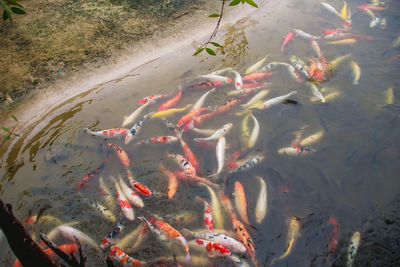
57 225 100 250
300 131 324 146
194 123 233 142
321 2 344 21
201 74 232 84
192 88 216 111
245 54 269 75
118 176 144 208
290 56 310 79
307 82 326 103
263 62 288 71
293 29 320 40
287 64 303 83
122 100 154 127
257 91 297 110
248 112 259 149
350 61 361 85
208 137 226 178
255 176 267 224
240 89 270 109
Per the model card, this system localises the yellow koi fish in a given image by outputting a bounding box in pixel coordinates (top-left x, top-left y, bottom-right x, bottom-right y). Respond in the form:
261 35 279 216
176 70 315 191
151 104 192 118
341 1 348 20
271 217 300 264
328 39 357 45
350 61 361 85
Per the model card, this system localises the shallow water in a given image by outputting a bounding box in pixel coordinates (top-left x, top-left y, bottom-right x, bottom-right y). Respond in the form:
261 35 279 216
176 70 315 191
1 0 400 266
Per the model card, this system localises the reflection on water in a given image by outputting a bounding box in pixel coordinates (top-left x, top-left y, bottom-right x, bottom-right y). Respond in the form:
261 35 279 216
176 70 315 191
1 0 400 266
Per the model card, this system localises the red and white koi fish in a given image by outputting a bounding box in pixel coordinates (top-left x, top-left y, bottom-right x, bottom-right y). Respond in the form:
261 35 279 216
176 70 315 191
76 152 111 190
234 181 250 225
323 28 351 35
57 225 100 250
124 114 149 145
115 181 135 221
194 123 233 142
160 164 178 199
119 176 144 208
137 135 178 145
167 152 196 178
108 246 142 267
327 217 338 254
195 196 214 231
101 221 125 250
189 239 231 258
177 130 200 172
83 128 129 139
359 4 387 11
107 143 130 169
137 94 168 106
232 70 243 90
158 88 182 111
281 32 294 52
243 72 275 82
201 74 233 84
13 244 78 267
184 81 223 92
139 216 191 261
176 107 209 128
126 169 152 196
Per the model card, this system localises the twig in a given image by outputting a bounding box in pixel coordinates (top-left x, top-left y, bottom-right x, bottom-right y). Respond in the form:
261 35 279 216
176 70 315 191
173 11 190 20
74 236 87 267
199 0 226 50
0 199 59 267
40 233 82 267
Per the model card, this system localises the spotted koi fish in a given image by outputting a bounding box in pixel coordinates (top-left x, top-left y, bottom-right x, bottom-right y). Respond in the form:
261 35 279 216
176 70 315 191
108 246 142 267
76 151 111 190
124 114 149 145
232 218 258 266
167 152 196 179
139 216 191 261
126 169 152 196
83 128 129 139
101 221 125 250
137 94 169 106
183 81 223 92
137 135 178 145
230 153 264 173
107 143 130 169
190 239 231 258
195 196 214 231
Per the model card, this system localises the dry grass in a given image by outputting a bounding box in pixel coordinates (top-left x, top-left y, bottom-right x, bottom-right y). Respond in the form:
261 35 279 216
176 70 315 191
0 0 206 111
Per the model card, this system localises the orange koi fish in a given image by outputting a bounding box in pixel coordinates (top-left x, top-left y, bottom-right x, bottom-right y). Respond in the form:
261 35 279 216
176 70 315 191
234 181 250 225
232 218 258 266
173 171 219 189
281 32 294 52
177 107 209 128
358 4 387 11
196 196 214 231
158 88 182 111
177 130 200 172
160 165 178 199
137 135 178 145
108 246 142 266
107 143 130 169
243 72 275 82
139 217 191 261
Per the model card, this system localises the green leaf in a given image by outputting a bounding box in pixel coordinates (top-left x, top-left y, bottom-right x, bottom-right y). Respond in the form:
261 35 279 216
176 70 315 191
245 0 259 8
11 114 18 121
209 13 220 18
13 133 20 137
10 7 25 14
3 136 11 141
2 127 10 133
2 10 8 20
229 0 241 6
206 48 217 56
193 47 204 56
6 0 23 8
210 42 222 48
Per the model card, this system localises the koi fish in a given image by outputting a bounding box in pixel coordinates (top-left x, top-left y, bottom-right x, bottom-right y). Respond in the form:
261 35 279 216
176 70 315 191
232 218 257 266
321 2 344 21
108 246 142 267
88 200 117 223
158 88 182 111
57 225 100 250
139 217 191 261
177 130 200 172
194 123 233 142
281 32 294 52
192 88 216 111
208 137 226 178
350 61 361 85
234 181 250 225
201 74 233 84
173 171 219 189
218 191 236 221
176 107 209 127
230 153 264 173
122 101 154 127
124 114 149 145
248 112 259 149
115 181 135 221
241 82 269 90
187 121 217 136
243 72 274 82
76 152 111 190
202 183 224 229
328 53 352 72
307 82 326 103
263 61 288 71
126 169 152 196
370 15 381 28
271 217 300 264
255 176 267 224
151 105 191 119
232 70 243 90
323 28 350 35
293 29 320 40
115 222 146 250
160 164 178 199
300 131 324 146
240 89 270 109
327 217 338 254
290 56 309 79
83 128 129 139
359 4 387 11
245 55 269 75
107 143 130 168
184 81 223 92
167 152 196 178
328 39 357 45
182 228 246 254
257 91 297 110
347 231 361 267
137 94 169 106
195 196 214 231
99 176 116 212
101 221 125 249
137 135 178 145
209 67 233 76
189 239 231 258
278 146 313 156
240 113 251 147
119 176 144 208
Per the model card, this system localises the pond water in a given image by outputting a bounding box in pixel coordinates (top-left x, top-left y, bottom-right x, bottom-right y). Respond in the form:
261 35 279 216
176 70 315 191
1 0 400 266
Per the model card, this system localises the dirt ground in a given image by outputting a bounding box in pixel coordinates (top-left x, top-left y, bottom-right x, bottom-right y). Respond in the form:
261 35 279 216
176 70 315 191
0 0 209 112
